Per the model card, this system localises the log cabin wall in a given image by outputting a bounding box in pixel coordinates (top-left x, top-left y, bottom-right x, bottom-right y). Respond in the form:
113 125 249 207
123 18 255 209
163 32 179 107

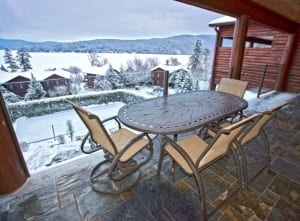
212 22 291 91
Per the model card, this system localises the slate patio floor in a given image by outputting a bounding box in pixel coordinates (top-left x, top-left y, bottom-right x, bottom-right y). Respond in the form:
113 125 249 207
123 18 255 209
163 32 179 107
1 92 300 221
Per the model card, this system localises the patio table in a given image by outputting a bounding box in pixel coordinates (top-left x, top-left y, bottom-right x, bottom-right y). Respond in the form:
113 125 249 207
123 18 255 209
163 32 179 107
118 90 248 135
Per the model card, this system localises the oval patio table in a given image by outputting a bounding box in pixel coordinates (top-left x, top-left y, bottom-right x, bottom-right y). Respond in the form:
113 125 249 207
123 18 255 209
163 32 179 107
118 90 248 135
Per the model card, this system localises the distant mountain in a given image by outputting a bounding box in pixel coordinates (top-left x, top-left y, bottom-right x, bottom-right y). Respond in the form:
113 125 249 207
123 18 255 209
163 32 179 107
0 34 216 55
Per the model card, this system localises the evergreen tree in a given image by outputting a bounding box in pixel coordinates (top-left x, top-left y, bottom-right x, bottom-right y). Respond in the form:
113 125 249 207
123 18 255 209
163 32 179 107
16 48 32 71
25 73 47 100
3 48 18 72
174 69 194 93
0 86 21 103
188 40 210 81
94 75 112 91
106 65 123 89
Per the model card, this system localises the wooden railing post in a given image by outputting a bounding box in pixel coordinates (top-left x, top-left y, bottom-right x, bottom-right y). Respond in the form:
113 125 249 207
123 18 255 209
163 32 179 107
163 71 169 97
257 64 268 98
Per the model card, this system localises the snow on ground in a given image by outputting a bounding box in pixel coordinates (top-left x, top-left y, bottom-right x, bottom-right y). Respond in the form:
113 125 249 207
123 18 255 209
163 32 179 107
0 51 190 74
14 88 297 173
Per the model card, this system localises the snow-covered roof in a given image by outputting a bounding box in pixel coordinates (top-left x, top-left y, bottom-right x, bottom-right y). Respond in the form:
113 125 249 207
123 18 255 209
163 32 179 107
82 64 110 76
0 68 71 83
209 16 236 27
150 65 187 73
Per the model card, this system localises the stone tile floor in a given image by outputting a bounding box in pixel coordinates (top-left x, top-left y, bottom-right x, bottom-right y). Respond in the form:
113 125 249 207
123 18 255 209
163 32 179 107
1 93 300 221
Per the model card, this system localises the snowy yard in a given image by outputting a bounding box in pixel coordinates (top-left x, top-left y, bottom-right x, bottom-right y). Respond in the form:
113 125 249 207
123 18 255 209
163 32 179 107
14 89 297 173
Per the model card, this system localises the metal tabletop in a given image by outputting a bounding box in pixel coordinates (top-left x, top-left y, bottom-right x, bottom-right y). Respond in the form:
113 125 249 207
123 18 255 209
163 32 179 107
118 90 248 135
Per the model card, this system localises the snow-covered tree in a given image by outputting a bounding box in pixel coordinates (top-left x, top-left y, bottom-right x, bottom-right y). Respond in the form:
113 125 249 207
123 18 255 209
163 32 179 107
0 86 21 103
3 48 18 72
25 73 47 100
106 65 123 89
94 75 112 90
48 85 70 97
174 69 194 93
67 66 83 94
188 40 210 81
16 48 32 71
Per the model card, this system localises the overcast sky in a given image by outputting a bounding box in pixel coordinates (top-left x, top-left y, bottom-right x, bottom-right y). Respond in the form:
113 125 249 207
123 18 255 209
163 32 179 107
1 0 222 42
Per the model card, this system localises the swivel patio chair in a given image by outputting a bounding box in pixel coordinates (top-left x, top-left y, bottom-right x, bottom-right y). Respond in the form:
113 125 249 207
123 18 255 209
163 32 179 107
157 113 261 220
205 102 289 186
66 100 153 194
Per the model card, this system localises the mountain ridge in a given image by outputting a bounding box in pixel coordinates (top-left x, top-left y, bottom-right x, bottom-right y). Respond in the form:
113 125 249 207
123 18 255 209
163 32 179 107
0 34 216 55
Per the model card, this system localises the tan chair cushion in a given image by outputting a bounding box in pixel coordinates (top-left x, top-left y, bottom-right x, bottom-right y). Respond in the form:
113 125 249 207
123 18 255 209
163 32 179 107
111 128 149 162
165 135 208 174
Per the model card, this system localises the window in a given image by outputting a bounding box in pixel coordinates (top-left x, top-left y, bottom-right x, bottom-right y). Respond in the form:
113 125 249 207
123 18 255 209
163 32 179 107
220 36 273 48
220 37 233 47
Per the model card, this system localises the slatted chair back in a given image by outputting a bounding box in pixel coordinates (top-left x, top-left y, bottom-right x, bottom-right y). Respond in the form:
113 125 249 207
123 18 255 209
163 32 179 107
66 100 117 155
239 102 289 145
198 113 261 168
218 77 249 98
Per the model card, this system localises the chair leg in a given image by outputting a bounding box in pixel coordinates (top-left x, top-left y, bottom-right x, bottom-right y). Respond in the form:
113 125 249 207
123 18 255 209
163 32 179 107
194 172 208 221
157 146 166 176
237 142 249 187
230 147 243 191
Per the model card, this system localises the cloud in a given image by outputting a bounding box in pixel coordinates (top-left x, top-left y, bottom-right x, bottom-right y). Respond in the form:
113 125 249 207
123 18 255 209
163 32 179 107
0 0 222 41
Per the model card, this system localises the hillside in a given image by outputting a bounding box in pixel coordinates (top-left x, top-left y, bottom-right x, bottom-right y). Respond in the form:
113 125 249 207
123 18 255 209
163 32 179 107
0 34 215 55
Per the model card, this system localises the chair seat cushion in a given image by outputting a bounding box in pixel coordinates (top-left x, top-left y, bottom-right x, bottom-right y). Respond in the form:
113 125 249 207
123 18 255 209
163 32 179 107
165 135 208 174
111 128 149 162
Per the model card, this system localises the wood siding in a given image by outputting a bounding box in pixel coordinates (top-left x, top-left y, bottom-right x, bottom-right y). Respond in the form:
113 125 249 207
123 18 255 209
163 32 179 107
212 22 300 92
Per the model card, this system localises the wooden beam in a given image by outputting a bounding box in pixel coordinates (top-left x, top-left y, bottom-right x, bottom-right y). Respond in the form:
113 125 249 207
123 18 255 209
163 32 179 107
0 92 29 194
230 15 249 80
176 0 297 33
275 33 297 91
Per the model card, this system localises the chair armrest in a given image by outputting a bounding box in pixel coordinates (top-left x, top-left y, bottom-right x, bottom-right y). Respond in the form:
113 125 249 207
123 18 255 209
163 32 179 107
80 132 101 154
102 116 122 129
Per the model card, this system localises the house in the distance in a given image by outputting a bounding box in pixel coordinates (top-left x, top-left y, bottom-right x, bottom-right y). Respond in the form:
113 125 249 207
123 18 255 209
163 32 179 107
150 65 186 87
82 64 110 88
0 69 71 97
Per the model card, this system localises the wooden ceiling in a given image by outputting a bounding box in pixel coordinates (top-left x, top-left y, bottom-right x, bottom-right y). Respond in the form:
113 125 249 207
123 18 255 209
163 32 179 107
176 0 299 33
250 0 300 24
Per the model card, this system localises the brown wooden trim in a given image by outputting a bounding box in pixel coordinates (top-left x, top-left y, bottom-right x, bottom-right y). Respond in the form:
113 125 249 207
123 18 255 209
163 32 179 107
230 15 249 80
0 92 29 194
176 0 297 33
275 33 297 91
209 27 220 90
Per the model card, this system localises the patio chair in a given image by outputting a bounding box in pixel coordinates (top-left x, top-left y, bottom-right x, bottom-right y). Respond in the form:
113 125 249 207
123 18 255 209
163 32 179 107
217 77 249 98
205 102 289 186
66 100 153 194
217 77 249 121
157 113 261 220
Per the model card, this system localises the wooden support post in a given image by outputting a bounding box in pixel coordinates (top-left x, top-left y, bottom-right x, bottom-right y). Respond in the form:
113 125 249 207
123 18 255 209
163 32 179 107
275 33 296 91
229 15 249 80
0 92 29 194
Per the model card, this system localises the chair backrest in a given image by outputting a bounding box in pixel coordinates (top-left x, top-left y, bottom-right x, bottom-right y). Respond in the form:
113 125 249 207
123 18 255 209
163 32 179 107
217 77 249 98
239 102 289 145
66 100 117 155
198 113 261 168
